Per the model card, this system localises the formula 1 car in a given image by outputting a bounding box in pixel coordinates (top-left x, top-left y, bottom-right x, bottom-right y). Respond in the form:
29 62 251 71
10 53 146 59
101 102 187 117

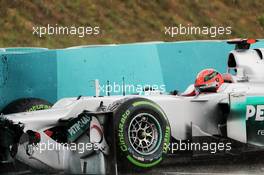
0 39 264 174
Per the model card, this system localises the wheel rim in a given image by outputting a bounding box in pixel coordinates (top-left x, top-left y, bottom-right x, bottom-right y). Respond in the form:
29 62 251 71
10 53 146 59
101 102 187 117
128 113 162 156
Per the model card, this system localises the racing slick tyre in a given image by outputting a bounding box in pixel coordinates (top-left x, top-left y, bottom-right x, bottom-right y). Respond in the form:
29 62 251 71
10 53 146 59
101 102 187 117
1 98 52 114
113 97 171 169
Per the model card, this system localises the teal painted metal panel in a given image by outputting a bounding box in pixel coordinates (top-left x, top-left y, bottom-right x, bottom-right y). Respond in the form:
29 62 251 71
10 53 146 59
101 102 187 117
157 40 264 92
157 41 233 92
0 51 57 109
252 41 264 48
56 44 164 98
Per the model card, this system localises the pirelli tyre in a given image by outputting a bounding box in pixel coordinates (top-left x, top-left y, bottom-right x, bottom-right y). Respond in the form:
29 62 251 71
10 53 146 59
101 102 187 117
113 97 171 169
1 98 52 114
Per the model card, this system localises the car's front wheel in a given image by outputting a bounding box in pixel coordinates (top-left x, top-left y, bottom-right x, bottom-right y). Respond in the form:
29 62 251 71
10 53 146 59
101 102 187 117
113 97 171 169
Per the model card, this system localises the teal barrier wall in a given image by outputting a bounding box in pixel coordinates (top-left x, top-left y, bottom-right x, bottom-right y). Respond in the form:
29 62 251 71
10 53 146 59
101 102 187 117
0 40 263 110
57 44 164 98
157 41 233 92
0 51 57 109
158 40 264 92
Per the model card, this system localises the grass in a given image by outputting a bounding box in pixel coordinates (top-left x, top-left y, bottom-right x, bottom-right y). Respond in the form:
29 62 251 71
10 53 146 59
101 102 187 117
258 14 264 28
0 0 263 48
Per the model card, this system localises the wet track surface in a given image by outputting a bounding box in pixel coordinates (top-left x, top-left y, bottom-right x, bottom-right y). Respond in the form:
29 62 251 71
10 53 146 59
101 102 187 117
121 153 264 175
2 153 264 175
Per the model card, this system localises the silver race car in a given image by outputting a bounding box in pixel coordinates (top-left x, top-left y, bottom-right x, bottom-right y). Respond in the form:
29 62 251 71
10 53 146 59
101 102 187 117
0 39 264 174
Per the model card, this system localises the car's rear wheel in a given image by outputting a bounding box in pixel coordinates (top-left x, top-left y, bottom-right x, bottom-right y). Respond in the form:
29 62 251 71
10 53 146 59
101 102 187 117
112 97 171 169
1 98 52 114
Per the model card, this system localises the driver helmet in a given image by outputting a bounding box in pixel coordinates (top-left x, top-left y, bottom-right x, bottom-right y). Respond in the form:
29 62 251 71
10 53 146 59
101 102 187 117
195 68 224 93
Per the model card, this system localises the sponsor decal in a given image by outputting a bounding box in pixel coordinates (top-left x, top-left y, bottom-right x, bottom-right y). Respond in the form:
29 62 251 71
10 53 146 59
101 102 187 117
27 104 51 112
118 109 130 152
246 105 264 121
244 97 264 146
163 126 171 153
67 114 91 142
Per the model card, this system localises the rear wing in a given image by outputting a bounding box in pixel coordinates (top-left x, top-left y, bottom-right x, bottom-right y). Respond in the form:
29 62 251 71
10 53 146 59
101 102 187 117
227 39 258 50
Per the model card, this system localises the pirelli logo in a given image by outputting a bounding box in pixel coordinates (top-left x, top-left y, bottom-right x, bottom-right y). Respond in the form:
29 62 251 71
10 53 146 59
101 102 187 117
246 105 264 121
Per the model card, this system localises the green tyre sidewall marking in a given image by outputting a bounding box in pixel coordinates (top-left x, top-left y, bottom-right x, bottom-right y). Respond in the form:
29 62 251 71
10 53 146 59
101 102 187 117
127 155 162 168
163 126 171 154
132 101 166 116
27 104 51 112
